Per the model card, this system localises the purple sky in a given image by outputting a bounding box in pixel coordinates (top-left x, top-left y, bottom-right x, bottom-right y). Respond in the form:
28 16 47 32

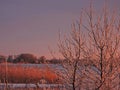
0 0 120 58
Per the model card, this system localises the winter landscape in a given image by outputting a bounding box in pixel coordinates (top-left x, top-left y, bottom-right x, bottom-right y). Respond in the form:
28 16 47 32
0 0 120 90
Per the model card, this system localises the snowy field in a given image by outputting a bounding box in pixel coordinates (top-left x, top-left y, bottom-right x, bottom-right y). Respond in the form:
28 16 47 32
0 83 66 90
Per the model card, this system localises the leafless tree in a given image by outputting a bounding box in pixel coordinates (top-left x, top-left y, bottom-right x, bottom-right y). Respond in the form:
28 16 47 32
57 4 120 90
5 57 8 90
58 13 86 90
83 4 120 90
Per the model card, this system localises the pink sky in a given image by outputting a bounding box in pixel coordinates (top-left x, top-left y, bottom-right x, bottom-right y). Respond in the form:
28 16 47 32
0 0 120 59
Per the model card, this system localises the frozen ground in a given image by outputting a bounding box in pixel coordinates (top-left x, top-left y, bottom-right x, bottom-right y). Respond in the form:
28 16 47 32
0 83 65 90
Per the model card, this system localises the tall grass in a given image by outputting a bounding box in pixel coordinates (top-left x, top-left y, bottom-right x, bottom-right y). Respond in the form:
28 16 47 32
0 64 59 84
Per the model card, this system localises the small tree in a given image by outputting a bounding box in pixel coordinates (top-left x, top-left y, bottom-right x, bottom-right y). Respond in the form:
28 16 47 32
38 56 46 64
58 14 86 90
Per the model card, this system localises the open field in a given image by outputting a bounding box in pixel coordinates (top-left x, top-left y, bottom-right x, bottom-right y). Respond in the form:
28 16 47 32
0 63 59 84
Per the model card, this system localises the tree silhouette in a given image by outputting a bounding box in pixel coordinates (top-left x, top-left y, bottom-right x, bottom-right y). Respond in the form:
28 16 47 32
14 53 37 63
57 4 120 90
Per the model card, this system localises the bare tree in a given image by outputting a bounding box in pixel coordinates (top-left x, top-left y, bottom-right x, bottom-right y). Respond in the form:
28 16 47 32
5 56 8 90
58 13 86 90
57 4 120 90
83 5 120 90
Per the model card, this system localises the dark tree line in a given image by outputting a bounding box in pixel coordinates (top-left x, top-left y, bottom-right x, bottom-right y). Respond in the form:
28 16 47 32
0 53 62 64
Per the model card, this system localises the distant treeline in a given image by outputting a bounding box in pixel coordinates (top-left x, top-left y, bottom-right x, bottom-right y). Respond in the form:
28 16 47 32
0 53 62 64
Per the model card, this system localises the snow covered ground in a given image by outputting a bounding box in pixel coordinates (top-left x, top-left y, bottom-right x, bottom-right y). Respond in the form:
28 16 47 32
0 83 65 90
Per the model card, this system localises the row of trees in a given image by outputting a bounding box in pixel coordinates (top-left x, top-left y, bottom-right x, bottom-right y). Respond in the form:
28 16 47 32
0 54 61 64
57 5 120 90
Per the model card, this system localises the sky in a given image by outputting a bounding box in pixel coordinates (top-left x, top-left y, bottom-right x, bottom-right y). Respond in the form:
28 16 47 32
0 0 120 59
